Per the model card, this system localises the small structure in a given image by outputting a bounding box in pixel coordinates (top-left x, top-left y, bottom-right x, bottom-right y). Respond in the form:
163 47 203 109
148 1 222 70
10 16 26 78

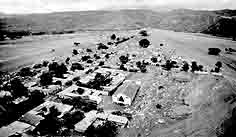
57 85 105 104
0 121 34 137
107 114 128 125
112 80 141 106
74 110 97 133
20 101 73 126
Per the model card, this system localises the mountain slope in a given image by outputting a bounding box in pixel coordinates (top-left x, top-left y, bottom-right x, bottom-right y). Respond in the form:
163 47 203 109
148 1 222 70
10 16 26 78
1 9 236 39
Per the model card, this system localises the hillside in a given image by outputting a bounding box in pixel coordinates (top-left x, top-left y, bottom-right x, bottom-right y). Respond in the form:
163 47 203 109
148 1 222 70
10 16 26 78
0 9 236 39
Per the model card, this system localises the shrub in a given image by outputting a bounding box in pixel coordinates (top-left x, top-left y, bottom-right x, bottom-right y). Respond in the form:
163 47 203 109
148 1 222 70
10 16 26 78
71 63 84 71
81 56 91 62
182 62 189 72
111 34 116 40
139 30 148 36
40 71 53 86
107 42 113 45
87 60 93 64
120 64 127 71
191 61 199 72
105 54 110 59
42 60 49 67
65 57 70 64
85 121 118 137
18 67 33 77
208 48 221 55
94 54 101 60
10 77 28 97
86 48 92 53
213 61 223 73
98 61 104 66
151 57 158 63
33 63 43 69
139 39 150 48
119 55 129 64
97 43 109 50
72 49 78 55
162 60 172 71
48 62 68 78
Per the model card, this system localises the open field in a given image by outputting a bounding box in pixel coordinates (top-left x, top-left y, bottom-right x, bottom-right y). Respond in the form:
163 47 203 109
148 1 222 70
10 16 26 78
1 28 236 73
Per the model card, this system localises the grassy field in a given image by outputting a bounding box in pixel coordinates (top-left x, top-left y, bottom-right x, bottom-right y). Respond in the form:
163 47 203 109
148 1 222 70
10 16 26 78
1 28 236 73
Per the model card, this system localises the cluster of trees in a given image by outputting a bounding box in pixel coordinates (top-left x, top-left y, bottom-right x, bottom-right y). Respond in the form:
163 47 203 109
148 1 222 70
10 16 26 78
136 61 148 73
86 73 112 90
48 62 68 78
85 121 118 137
208 48 221 55
161 60 178 71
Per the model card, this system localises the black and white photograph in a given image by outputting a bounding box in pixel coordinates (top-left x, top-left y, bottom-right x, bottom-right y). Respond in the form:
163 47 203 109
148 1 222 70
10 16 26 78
0 0 236 137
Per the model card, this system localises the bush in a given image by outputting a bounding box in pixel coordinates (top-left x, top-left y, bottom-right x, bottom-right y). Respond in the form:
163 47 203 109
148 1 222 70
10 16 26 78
111 34 116 40
42 60 49 67
213 61 223 73
86 48 93 53
139 30 148 36
182 62 189 72
40 71 53 86
18 67 34 77
72 49 78 55
105 54 110 59
120 64 127 71
107 42 113 45
87 59 93 64
119 55 129 64
208 48 221 55
162 60 172 71
65 57 70 64
10 77 28 97
81 56 91 62
151 57 158 63
94 54 101 60
48 62 68 78
139 39 150 48
33 63 43 69
71 63 84 71
97 43 109 50
191 61 199 72
98 61 105 66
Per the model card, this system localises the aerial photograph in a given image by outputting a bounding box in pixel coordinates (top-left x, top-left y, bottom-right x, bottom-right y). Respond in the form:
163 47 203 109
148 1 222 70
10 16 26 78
0 0 236 137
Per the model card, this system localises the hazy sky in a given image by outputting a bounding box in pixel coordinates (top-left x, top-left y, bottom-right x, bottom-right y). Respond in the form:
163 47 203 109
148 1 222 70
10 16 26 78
0 0 235 14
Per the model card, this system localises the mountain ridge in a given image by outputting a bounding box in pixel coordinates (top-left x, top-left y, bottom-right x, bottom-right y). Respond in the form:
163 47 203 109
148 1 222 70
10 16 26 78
0 9 236 40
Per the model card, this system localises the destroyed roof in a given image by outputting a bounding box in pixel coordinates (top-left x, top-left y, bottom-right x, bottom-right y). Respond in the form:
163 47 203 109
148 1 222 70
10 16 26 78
113 80 141 101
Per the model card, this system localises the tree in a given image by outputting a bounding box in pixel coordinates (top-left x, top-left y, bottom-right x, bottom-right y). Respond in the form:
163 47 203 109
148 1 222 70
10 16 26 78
151 57 158 63
40 71 53 86
0 19 6 41
70 63 84 71
119 55 129 64
72 49 78 55
208 48 221 55
111 34 116 40
191 61 199 72
10 77 28 97
139 30 148 36
139 39 150 48
48 62 68 78
182 62 189 72
85 121 118 137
